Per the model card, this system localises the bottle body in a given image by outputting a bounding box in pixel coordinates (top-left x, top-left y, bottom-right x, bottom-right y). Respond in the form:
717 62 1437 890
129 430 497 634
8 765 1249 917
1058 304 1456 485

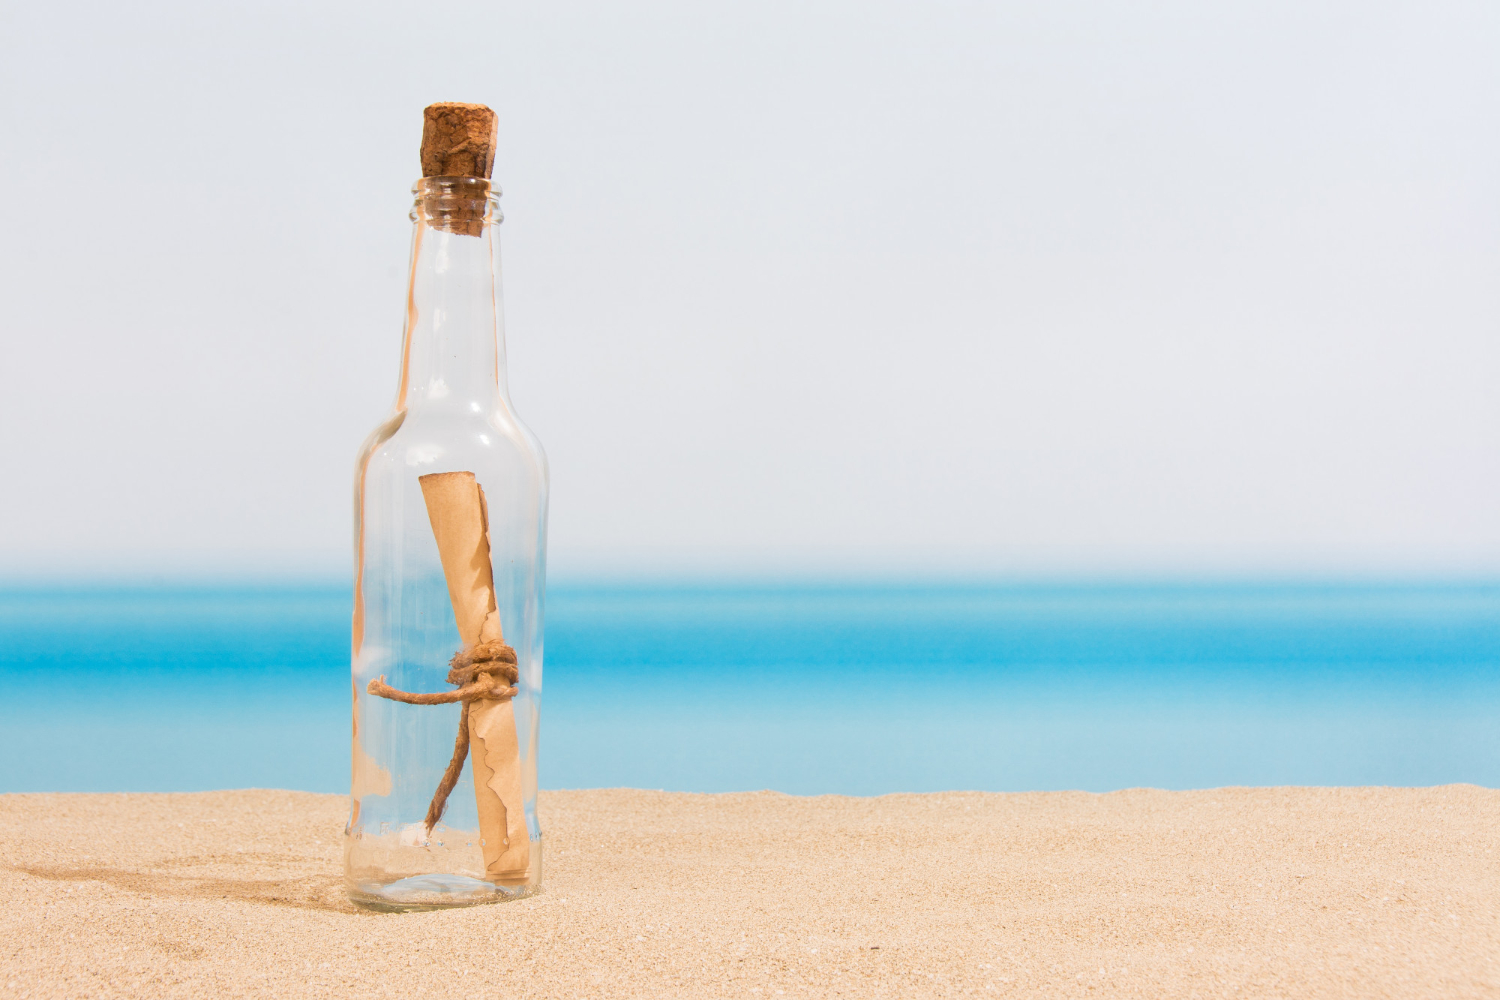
346 178 547 910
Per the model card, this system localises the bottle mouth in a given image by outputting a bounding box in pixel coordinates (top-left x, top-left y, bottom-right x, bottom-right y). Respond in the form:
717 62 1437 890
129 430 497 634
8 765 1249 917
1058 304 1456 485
411 176 502 236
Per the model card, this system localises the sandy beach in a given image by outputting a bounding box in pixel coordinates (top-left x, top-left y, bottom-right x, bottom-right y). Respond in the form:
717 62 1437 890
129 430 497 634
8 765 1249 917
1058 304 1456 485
2 786 1497 998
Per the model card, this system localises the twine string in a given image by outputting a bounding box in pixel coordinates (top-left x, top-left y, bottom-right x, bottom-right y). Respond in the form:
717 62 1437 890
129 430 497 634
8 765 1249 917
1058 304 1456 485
365 641 519 831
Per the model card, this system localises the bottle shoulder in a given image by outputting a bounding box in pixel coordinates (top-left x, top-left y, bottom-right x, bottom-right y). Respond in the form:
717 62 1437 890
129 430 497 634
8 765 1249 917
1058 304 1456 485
357 403 547 487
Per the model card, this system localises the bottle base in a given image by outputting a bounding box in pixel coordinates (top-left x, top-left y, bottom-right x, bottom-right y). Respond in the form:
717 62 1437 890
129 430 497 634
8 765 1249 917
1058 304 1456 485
348 872 542 912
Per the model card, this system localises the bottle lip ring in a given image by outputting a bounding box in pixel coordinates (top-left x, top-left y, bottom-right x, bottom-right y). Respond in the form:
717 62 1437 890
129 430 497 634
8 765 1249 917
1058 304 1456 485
412 176 500 197
410 176 502 232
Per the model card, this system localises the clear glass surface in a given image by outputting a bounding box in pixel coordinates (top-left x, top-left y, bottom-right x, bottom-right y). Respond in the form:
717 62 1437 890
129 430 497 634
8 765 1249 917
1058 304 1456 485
346 178 547 910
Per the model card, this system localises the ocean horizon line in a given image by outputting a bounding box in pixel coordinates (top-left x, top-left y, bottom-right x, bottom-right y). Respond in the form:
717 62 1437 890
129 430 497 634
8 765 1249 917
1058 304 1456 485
3 572 1500 597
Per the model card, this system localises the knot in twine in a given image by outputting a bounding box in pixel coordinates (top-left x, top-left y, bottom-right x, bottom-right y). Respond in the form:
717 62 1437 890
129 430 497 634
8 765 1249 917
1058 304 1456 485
366 641 519 831
367 641 519 705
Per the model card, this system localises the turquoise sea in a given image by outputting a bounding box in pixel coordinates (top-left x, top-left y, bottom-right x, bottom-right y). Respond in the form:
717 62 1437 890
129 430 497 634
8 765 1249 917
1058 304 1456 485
1 582 1497 794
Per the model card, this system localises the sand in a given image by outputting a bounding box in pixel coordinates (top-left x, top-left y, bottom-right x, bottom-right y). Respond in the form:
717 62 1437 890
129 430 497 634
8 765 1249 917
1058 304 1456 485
2 787 1497 999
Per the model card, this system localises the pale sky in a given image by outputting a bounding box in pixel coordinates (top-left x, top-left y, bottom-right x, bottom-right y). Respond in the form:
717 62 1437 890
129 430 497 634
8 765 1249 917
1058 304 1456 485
1 0 1496 579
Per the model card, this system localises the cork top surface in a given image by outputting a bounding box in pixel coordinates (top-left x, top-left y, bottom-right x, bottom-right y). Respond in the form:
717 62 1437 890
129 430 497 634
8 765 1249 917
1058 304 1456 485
420 102 498 179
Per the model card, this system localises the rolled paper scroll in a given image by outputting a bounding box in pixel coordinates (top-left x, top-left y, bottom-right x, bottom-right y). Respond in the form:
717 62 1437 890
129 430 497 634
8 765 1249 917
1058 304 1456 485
418 471 530 882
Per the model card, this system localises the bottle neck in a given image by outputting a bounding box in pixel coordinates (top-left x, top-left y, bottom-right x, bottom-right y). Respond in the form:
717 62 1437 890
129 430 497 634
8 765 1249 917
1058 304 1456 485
395 177 509 414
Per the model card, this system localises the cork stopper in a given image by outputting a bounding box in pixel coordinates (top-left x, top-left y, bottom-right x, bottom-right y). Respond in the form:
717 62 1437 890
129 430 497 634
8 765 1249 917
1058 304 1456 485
420 102 498 179
416 103 498 237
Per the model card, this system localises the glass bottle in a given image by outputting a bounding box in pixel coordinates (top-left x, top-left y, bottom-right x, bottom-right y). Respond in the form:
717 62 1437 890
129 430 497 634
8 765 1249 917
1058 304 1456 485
345 173 547 911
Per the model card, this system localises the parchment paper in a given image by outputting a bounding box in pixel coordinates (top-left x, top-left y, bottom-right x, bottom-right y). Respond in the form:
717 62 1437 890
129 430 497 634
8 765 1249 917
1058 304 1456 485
419 471 530 881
